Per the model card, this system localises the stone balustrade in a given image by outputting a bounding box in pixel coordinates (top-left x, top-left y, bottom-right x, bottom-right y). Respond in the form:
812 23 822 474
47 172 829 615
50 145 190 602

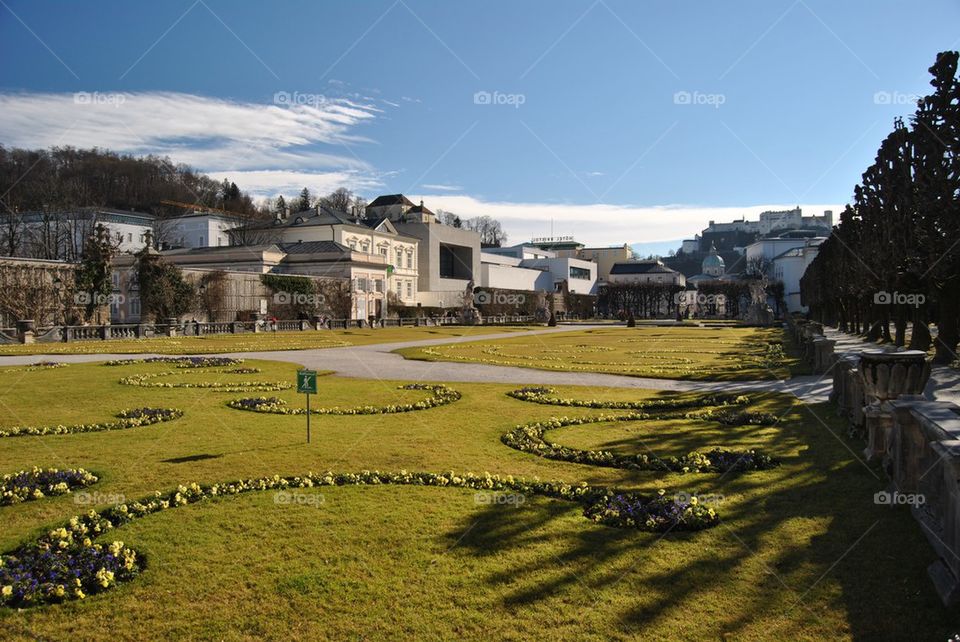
5 315 542 344
886 399 960 605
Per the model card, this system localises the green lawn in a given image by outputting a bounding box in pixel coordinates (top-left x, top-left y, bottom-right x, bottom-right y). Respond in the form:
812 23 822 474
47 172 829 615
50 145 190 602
397 326 805 380
0 357 957 640
0 325 535 356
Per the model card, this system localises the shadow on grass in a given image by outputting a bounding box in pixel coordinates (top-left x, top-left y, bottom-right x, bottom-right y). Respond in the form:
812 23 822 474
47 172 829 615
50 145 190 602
442 398 960 639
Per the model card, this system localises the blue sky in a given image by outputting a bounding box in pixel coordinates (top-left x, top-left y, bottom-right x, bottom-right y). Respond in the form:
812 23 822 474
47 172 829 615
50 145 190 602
1 0 957 252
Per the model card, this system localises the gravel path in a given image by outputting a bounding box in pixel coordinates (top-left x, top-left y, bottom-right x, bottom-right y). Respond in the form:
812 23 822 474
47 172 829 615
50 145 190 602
0 324 833 403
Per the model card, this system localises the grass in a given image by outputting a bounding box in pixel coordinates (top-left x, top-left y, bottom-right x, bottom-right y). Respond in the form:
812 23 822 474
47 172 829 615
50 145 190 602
0 358 957 640
0 325 535 356
397 326 805 380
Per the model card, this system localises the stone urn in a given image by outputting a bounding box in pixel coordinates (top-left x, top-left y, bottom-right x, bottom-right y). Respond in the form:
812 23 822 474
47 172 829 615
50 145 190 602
859 349 931 403
860 349 932 463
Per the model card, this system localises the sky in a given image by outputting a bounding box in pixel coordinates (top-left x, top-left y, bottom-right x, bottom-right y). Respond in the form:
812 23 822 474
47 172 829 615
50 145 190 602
1 0 958 254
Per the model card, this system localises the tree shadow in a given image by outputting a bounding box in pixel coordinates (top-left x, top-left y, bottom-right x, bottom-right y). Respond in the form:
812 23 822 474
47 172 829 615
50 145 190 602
443 398 960 638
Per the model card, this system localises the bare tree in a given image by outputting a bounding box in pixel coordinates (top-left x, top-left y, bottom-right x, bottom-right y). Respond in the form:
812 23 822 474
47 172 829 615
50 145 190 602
463 215 507 246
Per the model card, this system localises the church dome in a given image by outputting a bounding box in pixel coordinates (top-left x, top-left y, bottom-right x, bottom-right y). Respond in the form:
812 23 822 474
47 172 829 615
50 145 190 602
702 243 725 276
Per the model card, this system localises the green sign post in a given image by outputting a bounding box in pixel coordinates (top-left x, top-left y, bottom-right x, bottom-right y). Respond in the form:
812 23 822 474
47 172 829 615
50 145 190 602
296 369 318 443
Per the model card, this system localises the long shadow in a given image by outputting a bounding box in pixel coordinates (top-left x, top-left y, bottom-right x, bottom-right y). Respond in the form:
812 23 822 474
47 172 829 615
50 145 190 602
442 396 960 638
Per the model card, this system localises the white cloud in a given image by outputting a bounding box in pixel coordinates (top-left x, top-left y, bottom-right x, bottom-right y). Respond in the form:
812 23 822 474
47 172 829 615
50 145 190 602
0 90 379 175
408 194 841 248
420 183 462 192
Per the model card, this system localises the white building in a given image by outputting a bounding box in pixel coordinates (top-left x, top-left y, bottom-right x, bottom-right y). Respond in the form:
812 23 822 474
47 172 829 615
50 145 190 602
482 244 598 295
744 236 826 313
232 204 420 308
162 212 242 249
479 253 552 292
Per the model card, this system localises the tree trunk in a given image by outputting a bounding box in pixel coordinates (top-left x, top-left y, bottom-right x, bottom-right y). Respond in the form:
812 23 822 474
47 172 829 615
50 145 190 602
894 306 907 346
908 306 933 351
934 288 960 364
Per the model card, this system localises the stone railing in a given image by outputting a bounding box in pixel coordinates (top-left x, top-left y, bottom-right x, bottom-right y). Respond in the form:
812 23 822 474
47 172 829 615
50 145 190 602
886 398 960 605
787 318 835 374
8 315 542 344
794 322 960 604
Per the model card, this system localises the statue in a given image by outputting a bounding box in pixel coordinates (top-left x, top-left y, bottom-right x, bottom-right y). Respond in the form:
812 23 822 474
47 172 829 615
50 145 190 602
744 281 775 325
533 291 550 324
459 280 483 325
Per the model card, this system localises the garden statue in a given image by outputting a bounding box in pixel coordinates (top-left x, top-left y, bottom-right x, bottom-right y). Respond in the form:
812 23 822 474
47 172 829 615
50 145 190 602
460 280 483 325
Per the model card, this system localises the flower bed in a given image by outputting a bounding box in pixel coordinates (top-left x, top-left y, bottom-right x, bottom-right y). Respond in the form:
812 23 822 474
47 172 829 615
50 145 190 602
507 386 750 411
583 490 718 531
0 407 183 438
1 468 99 505
1 361 68 374
227 384 461 415
0 469 719 606
104 356 244 368
118 368 290 393
501 410 779 473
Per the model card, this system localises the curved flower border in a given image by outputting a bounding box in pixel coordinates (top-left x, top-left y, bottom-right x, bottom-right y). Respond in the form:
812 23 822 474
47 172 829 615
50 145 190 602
227 384 461 416
0 361 68 374
0 469 718 607
119 368 291 393
501 394 780 473
507 386 751 411
104 357 245 368
1 468 99 506
0 408 184 439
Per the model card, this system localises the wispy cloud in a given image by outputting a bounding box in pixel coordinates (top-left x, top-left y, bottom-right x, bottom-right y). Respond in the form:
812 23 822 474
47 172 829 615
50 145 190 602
0 89 380 178
207 169 383 198
420 183 462 192
410 193 841 247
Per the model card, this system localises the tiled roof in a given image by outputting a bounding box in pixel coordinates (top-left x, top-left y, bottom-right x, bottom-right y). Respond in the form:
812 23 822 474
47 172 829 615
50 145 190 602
276 240 351 255
367 194 415 208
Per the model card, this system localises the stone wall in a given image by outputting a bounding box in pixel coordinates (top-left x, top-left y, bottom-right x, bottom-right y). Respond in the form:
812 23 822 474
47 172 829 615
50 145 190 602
790 319 960 605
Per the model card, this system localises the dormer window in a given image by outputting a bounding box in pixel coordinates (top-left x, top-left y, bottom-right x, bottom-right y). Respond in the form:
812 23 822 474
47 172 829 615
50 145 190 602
294 217 304 224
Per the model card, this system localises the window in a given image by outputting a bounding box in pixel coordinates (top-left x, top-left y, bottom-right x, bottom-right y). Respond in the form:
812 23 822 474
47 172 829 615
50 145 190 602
348 239 357 250
130 298 141 316
374 278 383 293
406 252 413 269
569 266 591 280
199 236 204 246
127 233 133 242
379 247 388 257
405 281 412 298
396 248 402 265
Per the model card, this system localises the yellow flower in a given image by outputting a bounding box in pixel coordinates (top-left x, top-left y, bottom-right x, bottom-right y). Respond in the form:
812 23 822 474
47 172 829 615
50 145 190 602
1 585 12 597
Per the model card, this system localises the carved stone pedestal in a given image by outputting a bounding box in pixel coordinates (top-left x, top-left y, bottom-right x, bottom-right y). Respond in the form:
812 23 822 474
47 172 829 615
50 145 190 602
859 350 931 462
